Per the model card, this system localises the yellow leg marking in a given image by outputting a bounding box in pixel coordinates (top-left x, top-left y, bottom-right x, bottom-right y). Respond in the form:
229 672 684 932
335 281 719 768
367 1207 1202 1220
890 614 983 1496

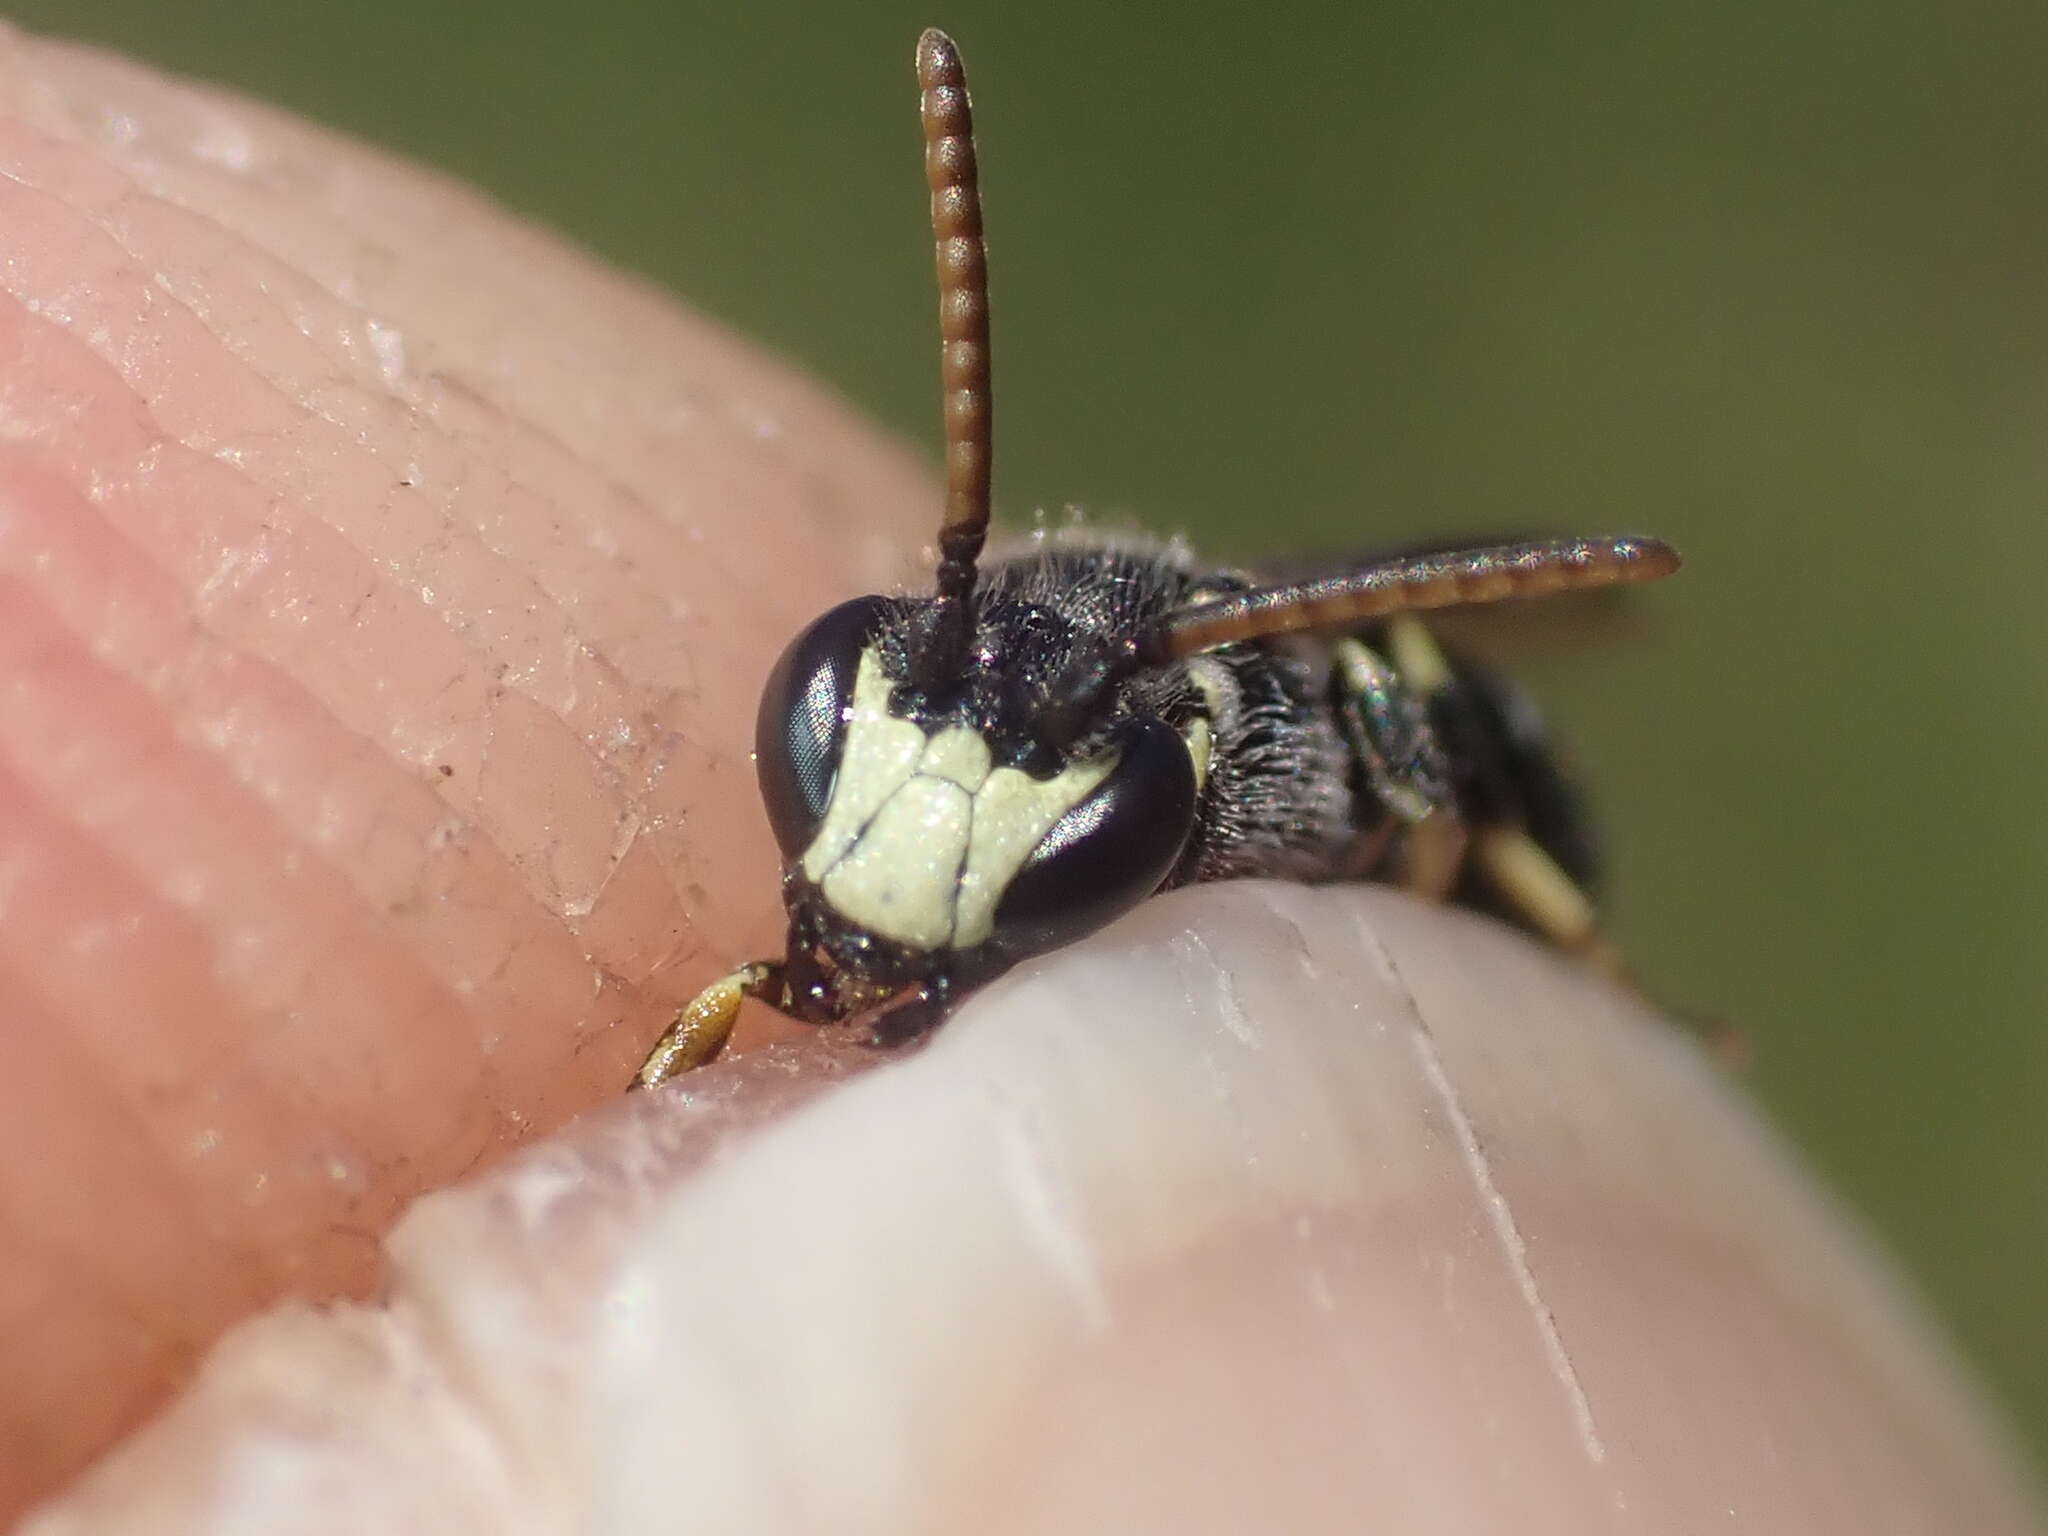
1385 614 1454 693
1478 828 1746 1064
1332 635 1391 696
1400 811 1469 901
635 963 775 1089
1473 829 1627 980
1332 637 1439 825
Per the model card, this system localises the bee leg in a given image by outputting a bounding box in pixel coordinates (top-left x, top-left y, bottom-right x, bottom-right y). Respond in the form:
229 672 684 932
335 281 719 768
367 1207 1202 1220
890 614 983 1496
1469 827 1745 1062
1331 632 1464 893
1469 827 1622 977
1383 613 1614 948
866 971 961 1048
634 960 785 1089
1396 811 1471 901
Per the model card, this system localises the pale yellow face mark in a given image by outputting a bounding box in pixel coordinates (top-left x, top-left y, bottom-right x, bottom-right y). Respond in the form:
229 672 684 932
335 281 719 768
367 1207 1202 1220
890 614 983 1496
799 648 1123 951
819 775 975 949
800 651 925 880
919 726 993 791
949 753 1115 945
1183 714 1212 792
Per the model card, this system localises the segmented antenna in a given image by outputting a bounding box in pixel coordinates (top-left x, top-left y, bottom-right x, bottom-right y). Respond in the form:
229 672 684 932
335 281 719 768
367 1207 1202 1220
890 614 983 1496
917 28 992 672
1144 537 1682 661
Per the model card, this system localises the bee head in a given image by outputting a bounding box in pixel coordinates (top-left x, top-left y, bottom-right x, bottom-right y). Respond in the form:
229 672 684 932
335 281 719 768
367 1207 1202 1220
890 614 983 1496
751 592 1201 981
729 34 1201 994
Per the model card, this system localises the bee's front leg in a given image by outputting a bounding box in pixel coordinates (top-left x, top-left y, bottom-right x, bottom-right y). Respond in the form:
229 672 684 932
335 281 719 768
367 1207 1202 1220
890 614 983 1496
634 960 787 1089
866 971 965 1048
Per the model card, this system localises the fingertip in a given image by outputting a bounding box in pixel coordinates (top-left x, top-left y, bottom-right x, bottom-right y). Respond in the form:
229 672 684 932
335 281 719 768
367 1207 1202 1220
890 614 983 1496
30 887 2044 1531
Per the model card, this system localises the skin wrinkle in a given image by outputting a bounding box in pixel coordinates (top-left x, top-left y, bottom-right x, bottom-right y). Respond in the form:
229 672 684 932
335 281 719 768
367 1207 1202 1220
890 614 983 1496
0 962 259 1326
0 751 257 1108
18 56 845 636
0 600 497 1213
0 29 935 1515
1348 895 1611 1471
0 880 281 1473
1409 1023 1610 1470
1357 897 2038 1522
0 183 679 1056
0 90 782 938
0 296 561 1458
12 145 708 897
0 157 650 918
0 462 588 1098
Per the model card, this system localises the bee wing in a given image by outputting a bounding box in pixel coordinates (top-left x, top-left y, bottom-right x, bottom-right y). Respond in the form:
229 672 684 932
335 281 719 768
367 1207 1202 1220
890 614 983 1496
1420 585 1662 666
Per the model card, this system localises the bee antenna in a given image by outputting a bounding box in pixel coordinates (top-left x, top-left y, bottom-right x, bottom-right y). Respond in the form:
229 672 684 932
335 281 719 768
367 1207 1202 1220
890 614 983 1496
915 28 992 677
1138 537 1683 661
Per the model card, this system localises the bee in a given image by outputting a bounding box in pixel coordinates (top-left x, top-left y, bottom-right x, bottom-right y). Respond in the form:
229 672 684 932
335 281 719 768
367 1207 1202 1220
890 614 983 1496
635 29 1679 1088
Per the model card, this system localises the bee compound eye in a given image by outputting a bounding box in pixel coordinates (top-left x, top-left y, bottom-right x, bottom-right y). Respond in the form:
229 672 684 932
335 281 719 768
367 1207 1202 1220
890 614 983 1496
990 716 1199 959
755 596 893 859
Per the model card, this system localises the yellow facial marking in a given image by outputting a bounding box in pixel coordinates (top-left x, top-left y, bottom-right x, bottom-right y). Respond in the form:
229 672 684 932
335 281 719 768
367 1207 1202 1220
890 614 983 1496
800 650 925 882
919 726 993 791
799 646 1122 952
1183 715 1212 792
949 755 1116 946
819 776 974 950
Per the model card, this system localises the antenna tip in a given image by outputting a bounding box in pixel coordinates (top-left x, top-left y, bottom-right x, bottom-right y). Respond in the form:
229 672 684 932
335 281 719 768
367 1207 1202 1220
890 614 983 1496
1612 536 1683 580
918 29 962 83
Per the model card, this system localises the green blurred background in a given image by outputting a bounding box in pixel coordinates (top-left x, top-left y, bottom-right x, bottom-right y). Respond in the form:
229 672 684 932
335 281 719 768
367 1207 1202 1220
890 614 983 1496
34 0 2046 1461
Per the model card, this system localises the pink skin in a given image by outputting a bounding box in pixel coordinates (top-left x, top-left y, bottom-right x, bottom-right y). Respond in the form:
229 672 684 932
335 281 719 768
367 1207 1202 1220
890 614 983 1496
0 26 923 1513
0 28 2041 1532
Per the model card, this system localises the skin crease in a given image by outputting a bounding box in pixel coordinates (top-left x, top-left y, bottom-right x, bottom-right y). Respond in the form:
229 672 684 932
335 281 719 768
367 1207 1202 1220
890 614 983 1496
0 26 926 1516
0 27 2042 1534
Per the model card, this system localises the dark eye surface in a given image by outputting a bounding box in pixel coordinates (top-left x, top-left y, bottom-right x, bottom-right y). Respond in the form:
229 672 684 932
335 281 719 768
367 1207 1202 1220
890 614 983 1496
990 717 1198 959
755 596 892 859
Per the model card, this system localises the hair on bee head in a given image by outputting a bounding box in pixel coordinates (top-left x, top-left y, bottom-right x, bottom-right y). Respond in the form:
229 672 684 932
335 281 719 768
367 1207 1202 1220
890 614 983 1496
913 28 992 684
